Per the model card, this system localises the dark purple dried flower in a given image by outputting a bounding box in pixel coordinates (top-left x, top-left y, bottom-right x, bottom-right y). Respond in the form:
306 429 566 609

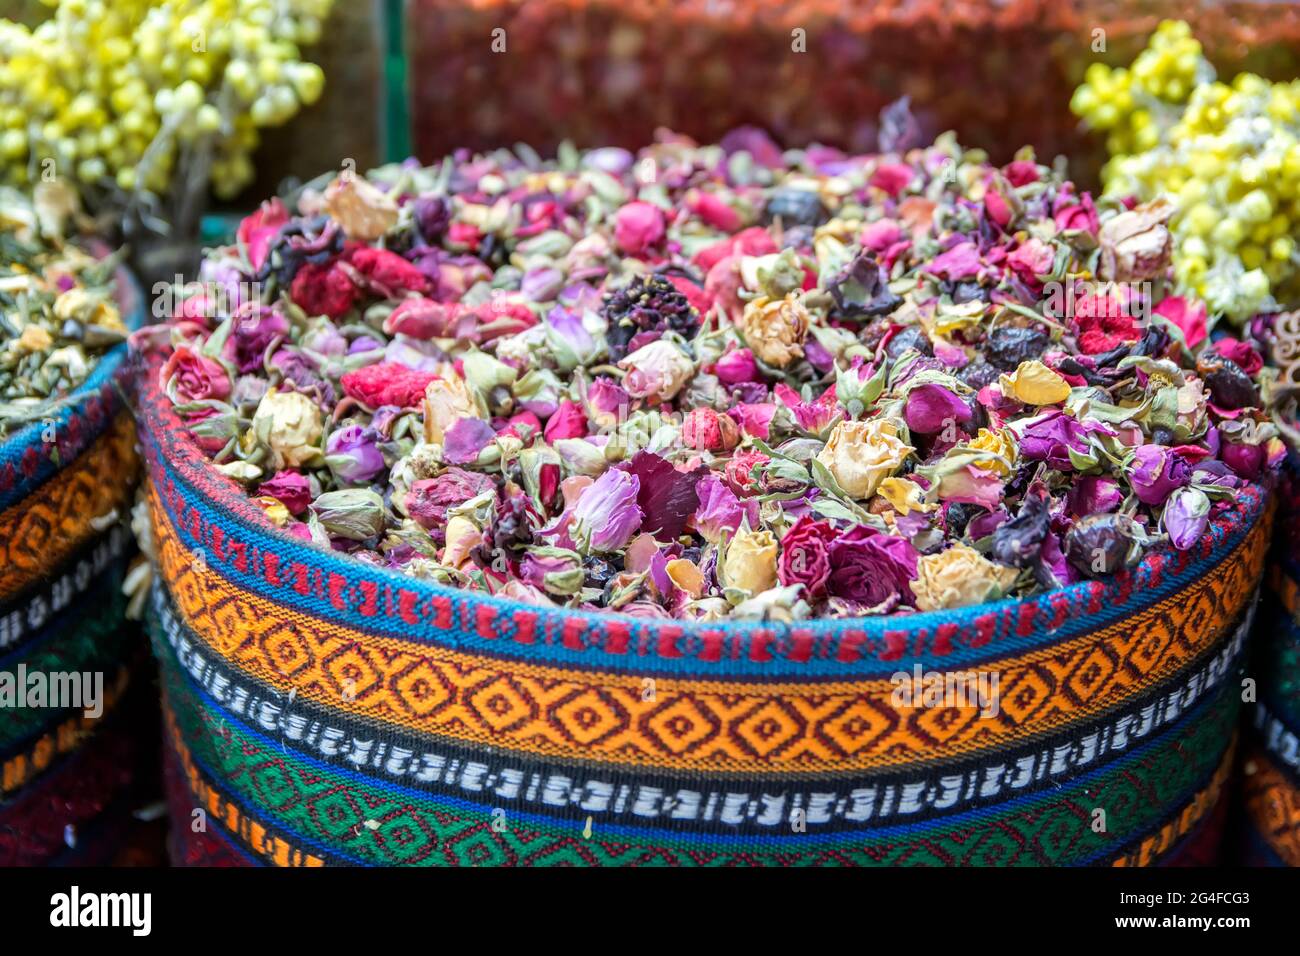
600 274 700 362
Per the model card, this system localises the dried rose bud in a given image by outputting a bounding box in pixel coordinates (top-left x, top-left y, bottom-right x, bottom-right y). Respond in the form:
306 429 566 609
681 407 740 452
310 488 387 540
741 293 810 368
1098 197 1174 282
1063 513 1140 578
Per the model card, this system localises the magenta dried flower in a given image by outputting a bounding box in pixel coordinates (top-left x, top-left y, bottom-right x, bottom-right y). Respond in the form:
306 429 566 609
928 241 981 281
614 201 666 257
694 475 753 543
826 526 919 607
543 400 589 443
714 347 760 385
1129 444 1191 506
258 470 312 515
776 516 836 598
904 383 971 435
443 417 498 465
226 304 290 373
1067 475 1122 517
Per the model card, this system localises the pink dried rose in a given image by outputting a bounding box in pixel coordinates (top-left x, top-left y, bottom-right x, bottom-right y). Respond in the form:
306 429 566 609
774 383 841 433
543 400 589 443
290 259 358 319
904 383 971 435
1130 444 1192 506
928 240 981 281
827 525 920 608
405 469 495 538
237 198 289 272
728 402 777 439
694 475 753 543
1053 188 1099 235
724 449 770 497
571 467 644 552
1153 295 1208 349
348 247 431 295
258 470 312 515
1098 197 1174 282
869 163 913 196
383 298 477 341
714 347 760 385
443 417 497 464
161 345 231 404
614 201 666 257
686 190 742 232
1006 238 1055 289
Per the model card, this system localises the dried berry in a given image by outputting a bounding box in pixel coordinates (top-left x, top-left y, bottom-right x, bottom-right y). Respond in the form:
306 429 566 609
584 553 624 589
763 188 828 228
958 360 1001 390
986 325 1049 370
1198 355 1259 410
884 326 933 359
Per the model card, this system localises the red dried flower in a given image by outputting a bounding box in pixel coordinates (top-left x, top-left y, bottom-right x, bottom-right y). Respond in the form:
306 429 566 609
724 449 769 497
290 259 358 319
681 407 740 452
776 516 836 598
341 362 439 408
347 247 430 295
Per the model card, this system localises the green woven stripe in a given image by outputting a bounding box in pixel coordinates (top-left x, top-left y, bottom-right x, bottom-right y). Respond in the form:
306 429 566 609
0 587 129 750
154 611 1239 866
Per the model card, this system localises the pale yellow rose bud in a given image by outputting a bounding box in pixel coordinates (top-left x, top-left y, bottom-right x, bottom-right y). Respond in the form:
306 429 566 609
741 293 810 368
816 418 914 499
722 529 778 594
876 477 935 515
324 173 399 242
910 543 1018 611
253 388 323 469
967 427 1018 476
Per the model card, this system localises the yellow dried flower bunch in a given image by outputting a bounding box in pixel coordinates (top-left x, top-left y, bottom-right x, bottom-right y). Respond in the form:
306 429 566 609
1071 19 1300 322
0 0 332 200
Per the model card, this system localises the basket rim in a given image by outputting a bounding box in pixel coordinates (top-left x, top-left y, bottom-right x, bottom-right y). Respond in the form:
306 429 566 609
138 347 1268 658
0 260 145 510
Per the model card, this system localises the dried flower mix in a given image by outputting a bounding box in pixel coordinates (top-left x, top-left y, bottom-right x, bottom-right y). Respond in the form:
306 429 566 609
1 183 126 437
145 109 1284 622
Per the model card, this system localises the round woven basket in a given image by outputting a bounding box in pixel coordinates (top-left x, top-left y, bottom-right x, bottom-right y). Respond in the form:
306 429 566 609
0 265 148 865
137 348 1274 867
1239 456 1300 866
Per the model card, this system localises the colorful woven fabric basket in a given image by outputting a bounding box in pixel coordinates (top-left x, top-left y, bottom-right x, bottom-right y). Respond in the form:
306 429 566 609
0 267 147 865
1238 456 1300 866
138 351 1272 867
